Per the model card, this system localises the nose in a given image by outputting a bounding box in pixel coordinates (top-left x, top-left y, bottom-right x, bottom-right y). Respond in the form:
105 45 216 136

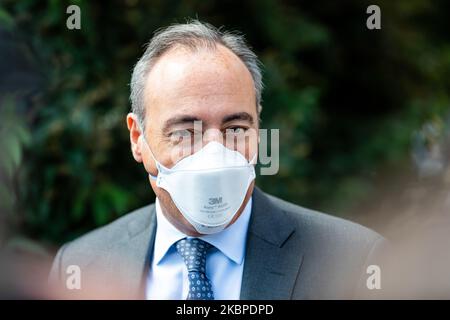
202 127 224 147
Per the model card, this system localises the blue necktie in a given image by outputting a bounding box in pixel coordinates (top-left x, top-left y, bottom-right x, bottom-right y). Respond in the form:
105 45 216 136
176 238 214 300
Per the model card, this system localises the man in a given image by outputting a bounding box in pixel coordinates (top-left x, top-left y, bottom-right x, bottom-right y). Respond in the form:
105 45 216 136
49 20 386 299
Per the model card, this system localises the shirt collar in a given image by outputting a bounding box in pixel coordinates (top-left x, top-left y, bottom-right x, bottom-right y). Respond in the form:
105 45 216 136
153 196 252 266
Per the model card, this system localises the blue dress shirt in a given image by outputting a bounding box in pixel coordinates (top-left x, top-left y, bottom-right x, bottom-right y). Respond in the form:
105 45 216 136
145 197 252 300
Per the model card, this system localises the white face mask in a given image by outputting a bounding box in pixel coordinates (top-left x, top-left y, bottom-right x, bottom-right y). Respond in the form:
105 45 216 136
143 139 256 234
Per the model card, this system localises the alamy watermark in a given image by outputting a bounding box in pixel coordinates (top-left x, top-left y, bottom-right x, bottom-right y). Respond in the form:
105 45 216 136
66 265 81 290
66 5 81 30
366 264 381 290
366 5 381 30
145 120 280 176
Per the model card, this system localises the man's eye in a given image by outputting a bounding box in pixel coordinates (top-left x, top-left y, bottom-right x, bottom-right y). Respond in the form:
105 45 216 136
175 129 192 137
170 129 193 142
226 127 247 135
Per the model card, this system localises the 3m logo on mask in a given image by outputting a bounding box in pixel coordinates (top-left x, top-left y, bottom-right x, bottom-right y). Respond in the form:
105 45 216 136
208 197 223 205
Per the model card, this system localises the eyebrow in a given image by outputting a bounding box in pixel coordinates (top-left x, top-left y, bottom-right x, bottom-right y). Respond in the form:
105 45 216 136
162 111 254 134
222 112 254 125
162 115 201 134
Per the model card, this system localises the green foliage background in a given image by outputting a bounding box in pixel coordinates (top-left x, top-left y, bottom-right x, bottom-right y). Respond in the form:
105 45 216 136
0 0 449 248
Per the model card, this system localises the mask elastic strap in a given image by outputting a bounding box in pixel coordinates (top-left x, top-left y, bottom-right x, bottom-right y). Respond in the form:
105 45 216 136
140 132 163 181
249 151 258 165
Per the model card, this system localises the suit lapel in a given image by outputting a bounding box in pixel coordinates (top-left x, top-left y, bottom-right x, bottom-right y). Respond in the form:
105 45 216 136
240 188 304 299
105 205 157 299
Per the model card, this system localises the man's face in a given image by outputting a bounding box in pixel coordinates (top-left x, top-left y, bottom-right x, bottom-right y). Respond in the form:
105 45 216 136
127 44 258 236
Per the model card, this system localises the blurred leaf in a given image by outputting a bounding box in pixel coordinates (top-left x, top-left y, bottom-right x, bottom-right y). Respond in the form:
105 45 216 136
0 8 14 30
0 183 14 212
4 236 50 257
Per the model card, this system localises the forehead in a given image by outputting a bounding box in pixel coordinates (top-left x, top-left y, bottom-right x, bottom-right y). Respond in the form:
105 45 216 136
143 44 256 122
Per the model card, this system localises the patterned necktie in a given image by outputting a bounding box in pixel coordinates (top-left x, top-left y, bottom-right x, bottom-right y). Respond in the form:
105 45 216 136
175 238 214 300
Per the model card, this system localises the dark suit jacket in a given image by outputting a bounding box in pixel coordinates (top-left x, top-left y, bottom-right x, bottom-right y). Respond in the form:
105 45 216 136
49 187 386 299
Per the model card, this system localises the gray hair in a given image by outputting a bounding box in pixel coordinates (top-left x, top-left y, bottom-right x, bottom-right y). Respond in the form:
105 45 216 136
130 20 263 129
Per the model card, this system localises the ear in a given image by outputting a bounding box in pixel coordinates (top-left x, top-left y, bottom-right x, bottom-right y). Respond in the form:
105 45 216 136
126 113 144 163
